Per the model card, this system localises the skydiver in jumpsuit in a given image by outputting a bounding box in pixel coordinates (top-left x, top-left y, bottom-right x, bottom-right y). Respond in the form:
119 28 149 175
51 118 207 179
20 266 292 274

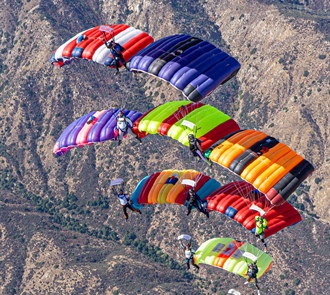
244 262 260 292
103 39 129 75
115 111 142 146
185 188 209 218
188 134 212 167
255 216 268 252
181 243 200 271
116 189 142 221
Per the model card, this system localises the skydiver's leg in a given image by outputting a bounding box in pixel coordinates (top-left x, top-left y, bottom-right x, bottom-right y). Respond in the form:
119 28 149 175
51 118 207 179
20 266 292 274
261 239 267 252
186 259 190 270
255 277 259 289
127 128 142 143
117 129 124 145
120 57 130 71
192 260 200 271
186 206 192 216
194 203 203 213
257 233 268 251
122 205 128 220
127 203 142 214
192 150 201 161
195 150 212 167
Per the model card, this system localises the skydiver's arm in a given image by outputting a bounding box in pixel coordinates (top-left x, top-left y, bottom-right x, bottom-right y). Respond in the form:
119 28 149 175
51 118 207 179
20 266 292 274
195 140 203 152
103 40 111 48
196 194 203 208
126 117 133 128
263 219 268 227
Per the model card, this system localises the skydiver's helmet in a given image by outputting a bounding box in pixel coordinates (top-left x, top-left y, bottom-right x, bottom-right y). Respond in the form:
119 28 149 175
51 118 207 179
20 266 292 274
188 134 195 140
188 188 194 194
118 111 124 117
76 34 86 44
186 243 191 248
256 217 264 225
108 39 115 47
119 189 123 194
86 115 95 125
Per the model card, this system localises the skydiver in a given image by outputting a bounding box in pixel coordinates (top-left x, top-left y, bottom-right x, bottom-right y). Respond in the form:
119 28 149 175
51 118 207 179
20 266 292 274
255 216 268 252
185 188 209 218
115 111 142 146
244 261 260 291
103 39 129 75
181 243 200 272
188 134 212 167
76 34 87 44
86 115 95 125
115 189 142 221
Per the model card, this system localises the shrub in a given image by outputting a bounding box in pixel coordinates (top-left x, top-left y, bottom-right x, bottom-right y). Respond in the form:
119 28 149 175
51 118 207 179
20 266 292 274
250 48 257 55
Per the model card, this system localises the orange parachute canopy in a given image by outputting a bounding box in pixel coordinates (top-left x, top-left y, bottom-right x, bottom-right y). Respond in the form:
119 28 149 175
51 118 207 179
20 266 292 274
206 130 314 206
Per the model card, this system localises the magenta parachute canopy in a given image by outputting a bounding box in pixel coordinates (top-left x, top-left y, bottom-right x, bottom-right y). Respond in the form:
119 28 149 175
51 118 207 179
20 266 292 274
53 108 142 156
128 34 241 102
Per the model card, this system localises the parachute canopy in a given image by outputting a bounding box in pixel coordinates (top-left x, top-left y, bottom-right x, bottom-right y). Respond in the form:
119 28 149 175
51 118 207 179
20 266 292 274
53 108 142 156
130 169 221 209
129 34 241 102
177 234 192 244
50 24 154 68
132 101 240 151
130 170 301 237
194 238 272 279
205 181 302 238
207 130 314 206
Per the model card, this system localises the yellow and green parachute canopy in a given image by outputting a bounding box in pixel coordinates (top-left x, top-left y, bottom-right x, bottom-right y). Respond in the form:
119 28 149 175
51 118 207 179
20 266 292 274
194 237 272 279
132 101 240 151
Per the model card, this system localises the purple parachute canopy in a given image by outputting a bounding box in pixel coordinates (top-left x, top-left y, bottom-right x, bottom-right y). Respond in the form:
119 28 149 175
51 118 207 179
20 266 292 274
53 108 142 156
129 34 241 102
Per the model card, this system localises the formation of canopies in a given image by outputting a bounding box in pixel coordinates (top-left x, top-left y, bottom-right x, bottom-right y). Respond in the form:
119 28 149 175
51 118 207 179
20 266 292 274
51 23 314 288
129 169 302 238
50 24 240 103
53 100 314 206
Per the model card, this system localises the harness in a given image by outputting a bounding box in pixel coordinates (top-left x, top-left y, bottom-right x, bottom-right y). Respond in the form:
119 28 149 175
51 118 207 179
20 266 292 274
117 116 129 132
189 139 200 152
248 265 258 278
189 195 198 205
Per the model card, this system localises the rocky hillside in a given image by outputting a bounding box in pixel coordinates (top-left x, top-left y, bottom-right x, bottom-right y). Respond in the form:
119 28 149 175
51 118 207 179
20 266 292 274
0 0 329 294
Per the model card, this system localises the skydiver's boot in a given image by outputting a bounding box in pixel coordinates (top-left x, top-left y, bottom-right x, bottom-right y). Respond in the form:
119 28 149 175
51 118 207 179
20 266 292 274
135 136 142 144
205 211 210 219
207 159 212 167
124 62 130 72
118 140 122 146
